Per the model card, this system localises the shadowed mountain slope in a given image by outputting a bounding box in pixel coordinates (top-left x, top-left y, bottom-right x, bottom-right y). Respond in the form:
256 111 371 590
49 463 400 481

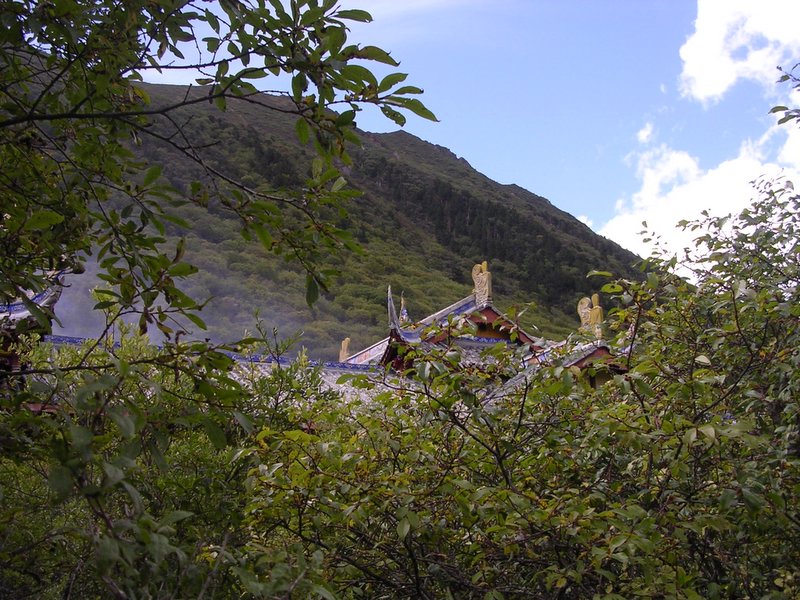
56 85 641 359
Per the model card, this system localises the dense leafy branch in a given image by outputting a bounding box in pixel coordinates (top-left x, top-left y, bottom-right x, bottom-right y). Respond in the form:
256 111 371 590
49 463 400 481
3 6 800 598
0 0 435 328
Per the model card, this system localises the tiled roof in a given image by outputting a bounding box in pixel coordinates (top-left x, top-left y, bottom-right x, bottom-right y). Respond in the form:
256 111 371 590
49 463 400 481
1 285 63 325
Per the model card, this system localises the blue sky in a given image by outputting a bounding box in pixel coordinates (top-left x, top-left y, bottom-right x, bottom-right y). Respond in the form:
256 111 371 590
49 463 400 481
340 0 800 257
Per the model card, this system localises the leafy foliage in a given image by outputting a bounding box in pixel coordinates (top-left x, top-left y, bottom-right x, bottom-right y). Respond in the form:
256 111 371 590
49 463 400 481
0 332 332 597
239 182 800 599
771 62 800 127
4 182 798 598
1 0 433 338
3 4 799 598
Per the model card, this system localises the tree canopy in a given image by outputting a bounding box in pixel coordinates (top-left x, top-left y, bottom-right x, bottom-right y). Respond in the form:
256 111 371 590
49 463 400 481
0 0 434 333
3 178 799 598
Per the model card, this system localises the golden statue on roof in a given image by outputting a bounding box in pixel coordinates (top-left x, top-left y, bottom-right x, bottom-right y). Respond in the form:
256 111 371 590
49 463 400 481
577 293 604 339
472 261 492 306
339 337 350 362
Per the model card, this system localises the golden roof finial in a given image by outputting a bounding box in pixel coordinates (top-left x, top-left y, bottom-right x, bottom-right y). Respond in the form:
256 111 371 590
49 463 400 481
339 337 351 362
472 261 492 306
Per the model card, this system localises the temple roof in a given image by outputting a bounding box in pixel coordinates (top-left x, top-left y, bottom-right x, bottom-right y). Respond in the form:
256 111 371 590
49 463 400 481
340 260 625 378
387 285 481 344
0 277 64 329
344 269 543 367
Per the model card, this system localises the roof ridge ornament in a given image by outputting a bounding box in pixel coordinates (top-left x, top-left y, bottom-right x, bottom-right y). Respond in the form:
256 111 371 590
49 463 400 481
472 261 492 307
577 293 604 339
387 285 400 330
399 292 410 324
339 337 350 362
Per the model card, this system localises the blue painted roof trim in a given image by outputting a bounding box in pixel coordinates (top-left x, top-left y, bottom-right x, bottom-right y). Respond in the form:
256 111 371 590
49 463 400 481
43 335 378 373
454 335 514 346
1 284 64 324
1 289 54 312
388 285 479 345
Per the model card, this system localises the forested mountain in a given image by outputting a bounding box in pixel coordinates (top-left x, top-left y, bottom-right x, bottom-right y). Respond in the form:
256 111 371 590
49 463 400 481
56 84 641 359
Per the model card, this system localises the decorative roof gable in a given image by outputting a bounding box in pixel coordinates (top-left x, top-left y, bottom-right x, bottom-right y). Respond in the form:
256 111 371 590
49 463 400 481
344 262 543 368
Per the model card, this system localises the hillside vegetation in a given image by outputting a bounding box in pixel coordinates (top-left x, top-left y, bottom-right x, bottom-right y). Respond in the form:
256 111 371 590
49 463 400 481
57 84 640 359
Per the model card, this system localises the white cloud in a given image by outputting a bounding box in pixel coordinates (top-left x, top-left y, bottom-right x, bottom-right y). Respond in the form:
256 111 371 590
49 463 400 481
577 215 594 228
679 0 800 103
636 122 655 144
600 129 799 258
778 124 800 170
602 1 800 260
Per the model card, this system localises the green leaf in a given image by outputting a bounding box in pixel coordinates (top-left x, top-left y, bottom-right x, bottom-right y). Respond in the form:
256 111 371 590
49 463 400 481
357 45 397 66
96 535 120 564
24 209 64 230
48 465 73 500
311 584 336 600
108 407 135 439
102 462 126 488
397 517 411 539
253 225 273 249
741 488 766 511
161 510 194 526
601 282 623 293
143 164 162 186
295 118 310 144
306 273 319 306
241 68 267 79
185 312 207 330
69 424 93 449
393 85 423 95
341 64 377 87
168 262 198 277
205 9 220 32
392 97 437 121
698 424 716 443
378 72 408 93
336 9 373 22
380 105 405 126
684 427 697 445
291 72 307 99
203 419 227 449
335 110 356 127
233 411 253 434
122 481 143 512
